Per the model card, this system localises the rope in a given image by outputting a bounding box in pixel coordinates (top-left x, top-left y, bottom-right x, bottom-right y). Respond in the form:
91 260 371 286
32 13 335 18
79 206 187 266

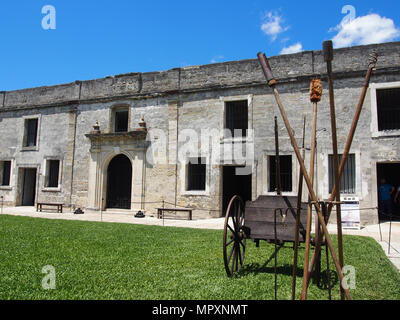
378 211 400 219
164 201 220 212
125 200 389 214
130 201 161 204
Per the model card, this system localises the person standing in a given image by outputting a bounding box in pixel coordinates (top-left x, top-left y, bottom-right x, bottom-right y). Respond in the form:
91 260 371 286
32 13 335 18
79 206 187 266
378 178 395 217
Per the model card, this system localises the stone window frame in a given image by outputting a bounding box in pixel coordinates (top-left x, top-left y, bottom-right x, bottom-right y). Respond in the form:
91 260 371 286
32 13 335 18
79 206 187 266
181 156 210 196
42 157 63 192
262 151 297 197
267 154 293 193
370 81 400 138
327 153 356 195
109 104 131 133
21 115 41 151
219 94 253 143
0 158 14 190
260 149 296 196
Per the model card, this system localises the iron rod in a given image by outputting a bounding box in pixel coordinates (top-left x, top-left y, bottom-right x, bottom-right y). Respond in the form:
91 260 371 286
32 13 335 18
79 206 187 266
378 207 382 242
291 116 306 300
274 209 279 300
389 213 392 255
274 116 282 195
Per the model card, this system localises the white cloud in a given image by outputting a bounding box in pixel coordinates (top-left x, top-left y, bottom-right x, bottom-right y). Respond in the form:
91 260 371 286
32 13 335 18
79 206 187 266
331 13 400 48
261 12 289 41
210 55 224 63
280 42 303 55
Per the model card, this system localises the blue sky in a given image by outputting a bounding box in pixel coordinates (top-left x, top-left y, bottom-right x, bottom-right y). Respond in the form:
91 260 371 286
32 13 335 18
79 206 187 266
0 0 399 91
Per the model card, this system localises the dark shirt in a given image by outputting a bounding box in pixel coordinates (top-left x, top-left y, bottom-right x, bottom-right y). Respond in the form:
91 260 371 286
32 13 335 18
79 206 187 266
379 184 393 201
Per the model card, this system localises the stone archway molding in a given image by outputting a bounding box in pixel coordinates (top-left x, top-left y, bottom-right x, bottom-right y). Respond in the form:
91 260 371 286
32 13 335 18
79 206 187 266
86 128 148 212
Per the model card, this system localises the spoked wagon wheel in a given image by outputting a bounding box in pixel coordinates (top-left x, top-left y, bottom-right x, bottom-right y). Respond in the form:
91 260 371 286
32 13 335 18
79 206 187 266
223 195 247 277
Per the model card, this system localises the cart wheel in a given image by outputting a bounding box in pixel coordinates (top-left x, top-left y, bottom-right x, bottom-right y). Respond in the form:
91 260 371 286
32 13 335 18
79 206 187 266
223 195 246 277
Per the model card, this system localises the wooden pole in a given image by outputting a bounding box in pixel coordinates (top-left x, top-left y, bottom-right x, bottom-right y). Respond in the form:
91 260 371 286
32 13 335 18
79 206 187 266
300 82 319 299
272 84 351 300
305 51 378 288
257 52 352 300
291 116 306 300
274 116 282 195
323 40 345 299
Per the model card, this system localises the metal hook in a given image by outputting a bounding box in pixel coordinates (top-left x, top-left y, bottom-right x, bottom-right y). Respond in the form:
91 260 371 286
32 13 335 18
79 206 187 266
368 51 378 69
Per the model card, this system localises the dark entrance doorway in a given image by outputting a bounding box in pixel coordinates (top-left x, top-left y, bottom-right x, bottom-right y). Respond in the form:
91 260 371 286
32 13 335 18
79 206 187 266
20 168 37 206
222 166 252 216
106 154 132 209
377 162 400 221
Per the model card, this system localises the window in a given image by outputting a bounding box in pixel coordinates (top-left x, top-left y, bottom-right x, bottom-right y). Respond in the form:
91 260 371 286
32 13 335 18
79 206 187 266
187 157 206 191
328 154 355 194
376 88 400 131
225 100 248 137
269 155 292 192
46 160 60 188
112 108 129 132
0 161 11 186
24 118 38 147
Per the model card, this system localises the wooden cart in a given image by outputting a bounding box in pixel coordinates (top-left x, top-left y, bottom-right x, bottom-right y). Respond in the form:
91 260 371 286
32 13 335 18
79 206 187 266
223 194 307 277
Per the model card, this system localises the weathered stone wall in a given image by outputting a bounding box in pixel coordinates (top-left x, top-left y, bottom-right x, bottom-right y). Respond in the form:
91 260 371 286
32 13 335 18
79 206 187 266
1 41 399 224
0 106 70 205
2 42 399 112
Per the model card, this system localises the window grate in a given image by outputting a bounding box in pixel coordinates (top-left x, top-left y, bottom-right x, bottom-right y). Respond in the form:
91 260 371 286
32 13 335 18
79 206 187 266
47 160 60 188
377 88 400 131
269 155 292 192
187 158 206 191
1 161 11 186
225 100 248 137
114 110 129 132
25 119 38 147
329 154 355 194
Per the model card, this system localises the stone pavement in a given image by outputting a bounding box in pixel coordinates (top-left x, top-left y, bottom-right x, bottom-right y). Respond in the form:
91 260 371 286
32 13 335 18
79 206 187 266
1 206 399 271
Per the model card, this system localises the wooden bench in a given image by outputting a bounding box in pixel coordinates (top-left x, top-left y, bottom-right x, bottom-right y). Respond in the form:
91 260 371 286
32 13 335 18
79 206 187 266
37 203 63 213
157 208 192 220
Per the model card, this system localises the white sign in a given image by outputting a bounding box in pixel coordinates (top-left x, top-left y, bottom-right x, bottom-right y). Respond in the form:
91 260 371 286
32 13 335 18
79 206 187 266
341 197 361 230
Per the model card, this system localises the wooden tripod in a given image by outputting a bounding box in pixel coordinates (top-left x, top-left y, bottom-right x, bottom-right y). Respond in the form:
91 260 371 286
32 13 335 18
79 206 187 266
257 48 377 300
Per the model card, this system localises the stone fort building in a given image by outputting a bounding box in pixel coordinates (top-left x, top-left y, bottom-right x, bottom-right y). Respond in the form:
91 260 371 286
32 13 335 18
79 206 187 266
0 42 399 225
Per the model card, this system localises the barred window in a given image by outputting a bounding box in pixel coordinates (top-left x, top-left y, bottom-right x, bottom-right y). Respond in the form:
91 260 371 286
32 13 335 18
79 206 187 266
1 161 11 186
46 160 60 188
377 88 400 131
187 157 206 191
24 118 38 147
269 155 292 192
328 154 355 194
114 110 129 132
225 100 248 137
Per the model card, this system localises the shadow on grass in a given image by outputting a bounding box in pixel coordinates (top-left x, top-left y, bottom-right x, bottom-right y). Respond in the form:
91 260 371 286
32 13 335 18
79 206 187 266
236 243 303 277
235 243 339 292
312 270 339 291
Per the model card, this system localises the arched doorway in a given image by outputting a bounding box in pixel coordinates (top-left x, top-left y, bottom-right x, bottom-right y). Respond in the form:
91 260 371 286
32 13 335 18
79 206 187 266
106 154 132 209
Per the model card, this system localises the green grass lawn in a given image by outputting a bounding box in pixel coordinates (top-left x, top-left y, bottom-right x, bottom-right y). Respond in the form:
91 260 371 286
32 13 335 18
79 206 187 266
0 214 399 300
